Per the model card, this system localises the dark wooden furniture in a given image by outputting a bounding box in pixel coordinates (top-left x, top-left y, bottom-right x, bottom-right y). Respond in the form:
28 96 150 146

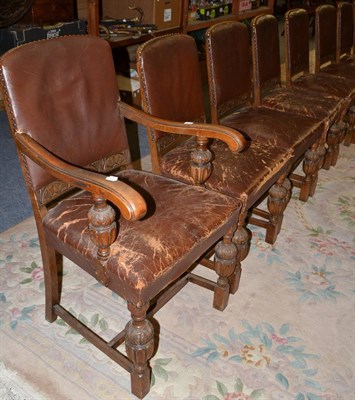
136 33 298 296
315 4 355 79
337 1 355 65
86 0 275 47
0 35 247 399
315 4 355 155
250 14 347 195
283 7 355 166
205 19 327 203
181 0 276 33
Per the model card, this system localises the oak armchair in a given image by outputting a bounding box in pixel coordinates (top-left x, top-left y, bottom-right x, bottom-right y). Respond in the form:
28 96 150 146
136 33 298 302
0 35 244 399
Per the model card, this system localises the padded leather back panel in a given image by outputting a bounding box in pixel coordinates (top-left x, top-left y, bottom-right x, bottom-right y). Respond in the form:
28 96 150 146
0 35 130 190
316 5 337 63
137 34 205 128
285 8 310 77
206 21 252 118
252 14 281 89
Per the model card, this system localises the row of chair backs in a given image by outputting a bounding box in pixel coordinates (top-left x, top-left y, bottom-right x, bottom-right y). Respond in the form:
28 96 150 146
315 2 354 71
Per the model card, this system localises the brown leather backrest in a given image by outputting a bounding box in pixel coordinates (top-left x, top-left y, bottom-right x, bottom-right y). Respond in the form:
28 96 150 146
337 2 354 60
315 4 337 71
137 34 205 166
251 14 281 105
285 8 310 85
206 21 252 123
0 35 130 194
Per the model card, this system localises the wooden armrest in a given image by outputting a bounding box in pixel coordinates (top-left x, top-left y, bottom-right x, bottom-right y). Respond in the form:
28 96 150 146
118 100 246 153
15 132 147 221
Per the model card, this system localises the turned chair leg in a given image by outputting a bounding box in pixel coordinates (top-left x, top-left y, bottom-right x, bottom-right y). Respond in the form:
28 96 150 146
42 243 61 323
323 122 341 169
230 200 251 295
331 121 347 166
299 143 320 202
343 106 355 146
213 225 238 311
282 176 292 209
309 144 326 197
266 175 288 244
125 303 154 399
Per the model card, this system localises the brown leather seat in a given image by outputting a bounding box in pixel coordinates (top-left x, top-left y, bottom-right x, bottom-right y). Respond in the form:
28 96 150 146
0 35 244 399
284 7 355 160
337 1 355 65
205 20 325 202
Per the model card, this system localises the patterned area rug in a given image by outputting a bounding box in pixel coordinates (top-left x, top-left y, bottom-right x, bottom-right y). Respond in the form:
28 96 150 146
0 145 354 400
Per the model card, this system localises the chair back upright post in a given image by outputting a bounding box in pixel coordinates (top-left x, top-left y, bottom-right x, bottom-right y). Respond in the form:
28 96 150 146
337 1 355 62
251 14 282 106
315 4 338 72
205 21 253 124
284 8 310 87
136 34 206 174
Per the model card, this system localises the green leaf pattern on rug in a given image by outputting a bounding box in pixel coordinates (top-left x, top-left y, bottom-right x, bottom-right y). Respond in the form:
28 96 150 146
19 261 44 290
284 264 344 303
335 195 355 228
151 358 172 387
194 321 322 399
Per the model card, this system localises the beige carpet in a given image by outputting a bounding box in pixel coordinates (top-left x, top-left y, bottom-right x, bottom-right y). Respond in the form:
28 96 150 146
0 144 354 400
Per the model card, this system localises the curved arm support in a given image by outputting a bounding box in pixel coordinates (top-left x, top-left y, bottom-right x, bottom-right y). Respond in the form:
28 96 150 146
15 132 147 221
118 100 246 153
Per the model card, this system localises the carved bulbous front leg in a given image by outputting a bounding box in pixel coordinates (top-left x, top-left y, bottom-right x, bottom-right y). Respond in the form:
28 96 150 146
125 302 154 399
316 143 327 171
266 177 288 244
299 144 320 202
231 218 250 294
282 177 292 207
331 121 347 166
308 143 326 197
190 137 212 186
213 226 238 311
343 106 355 146
324 123 341 170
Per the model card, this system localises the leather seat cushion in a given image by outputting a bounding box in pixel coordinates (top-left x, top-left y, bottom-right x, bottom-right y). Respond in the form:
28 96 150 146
320 63 355 82
292 73 354 114
261 86 342 125
340 55 355 65
42 170 240 305
219 107 323 159
161 137 293 207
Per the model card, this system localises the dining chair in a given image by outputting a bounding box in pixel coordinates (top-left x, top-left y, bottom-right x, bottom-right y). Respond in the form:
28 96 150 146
206 20 327 203
284 7 355 163
0 35 245 399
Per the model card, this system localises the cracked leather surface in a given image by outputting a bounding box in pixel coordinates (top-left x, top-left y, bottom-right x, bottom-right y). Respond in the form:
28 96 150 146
42 170 240 305
219 107 323 159
161 137 293 207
